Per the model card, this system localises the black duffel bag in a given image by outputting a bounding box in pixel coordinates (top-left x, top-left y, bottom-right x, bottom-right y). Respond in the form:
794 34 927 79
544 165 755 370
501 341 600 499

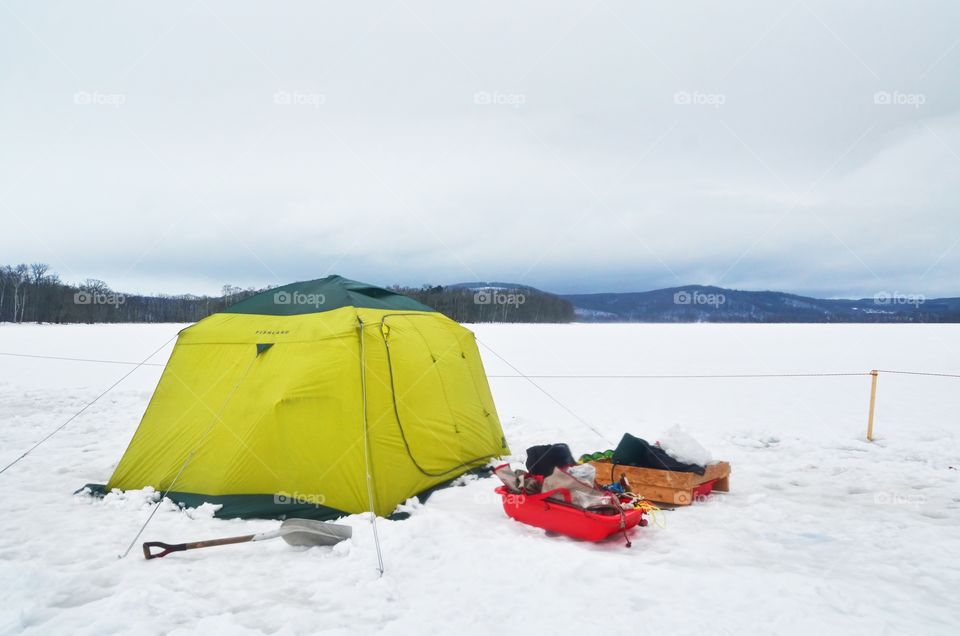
525 443 575 476
612 433 705 475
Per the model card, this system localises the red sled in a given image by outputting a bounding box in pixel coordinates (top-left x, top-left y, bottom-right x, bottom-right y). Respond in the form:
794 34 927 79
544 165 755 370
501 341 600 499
495 486 646 543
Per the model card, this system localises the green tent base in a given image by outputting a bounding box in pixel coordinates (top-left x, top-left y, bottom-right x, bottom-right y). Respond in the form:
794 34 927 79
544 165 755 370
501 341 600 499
79 484 348 521
78 468 490 522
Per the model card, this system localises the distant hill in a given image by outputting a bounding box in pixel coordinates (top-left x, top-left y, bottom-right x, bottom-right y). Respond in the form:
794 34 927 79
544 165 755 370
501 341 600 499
447 282 548 294
4 259 957 324
394 283 574 323
561 285 960 322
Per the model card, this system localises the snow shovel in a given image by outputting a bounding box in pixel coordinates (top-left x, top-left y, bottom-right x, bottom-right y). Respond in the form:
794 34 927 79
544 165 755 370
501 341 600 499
142 518 352 560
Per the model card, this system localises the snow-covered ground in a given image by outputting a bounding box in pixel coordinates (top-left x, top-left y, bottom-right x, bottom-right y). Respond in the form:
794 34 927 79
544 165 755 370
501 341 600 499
1 323 958 635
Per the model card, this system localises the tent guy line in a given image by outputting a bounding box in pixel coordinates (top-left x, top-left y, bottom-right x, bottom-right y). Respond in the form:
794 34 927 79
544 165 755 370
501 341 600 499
118 355 261 560
476 338 613 446
4 330 958 483
0 333 181 476
7 351 959 378
0 351 167 366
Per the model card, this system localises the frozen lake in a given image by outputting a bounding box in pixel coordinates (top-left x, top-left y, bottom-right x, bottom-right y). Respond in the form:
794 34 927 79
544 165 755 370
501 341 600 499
1 323 958 634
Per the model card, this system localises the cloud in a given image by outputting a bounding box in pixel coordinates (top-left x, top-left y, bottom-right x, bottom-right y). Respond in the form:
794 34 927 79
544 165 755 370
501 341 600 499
0 0 958 297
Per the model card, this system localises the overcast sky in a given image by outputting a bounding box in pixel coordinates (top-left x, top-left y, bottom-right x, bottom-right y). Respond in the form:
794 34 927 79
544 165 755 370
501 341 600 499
1 1 958 298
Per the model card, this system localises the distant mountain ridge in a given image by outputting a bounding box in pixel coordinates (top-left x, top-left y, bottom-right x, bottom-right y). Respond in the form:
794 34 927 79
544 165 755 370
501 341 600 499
448 282 547 293
560 285 960 322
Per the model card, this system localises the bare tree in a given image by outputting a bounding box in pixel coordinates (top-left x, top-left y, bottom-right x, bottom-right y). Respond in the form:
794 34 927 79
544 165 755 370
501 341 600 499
81 278 109 294
30 263 49 285
12 264 28 322
29 263 50 323
0 265 9 321
221 284 242 306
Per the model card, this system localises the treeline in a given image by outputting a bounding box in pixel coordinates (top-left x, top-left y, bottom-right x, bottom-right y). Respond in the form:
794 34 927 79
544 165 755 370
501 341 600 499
0 264 574 324
394 285 574 323
0 264 262 324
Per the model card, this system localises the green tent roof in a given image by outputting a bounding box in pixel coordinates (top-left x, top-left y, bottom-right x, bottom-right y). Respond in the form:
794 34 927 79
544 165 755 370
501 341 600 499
223 275 434 316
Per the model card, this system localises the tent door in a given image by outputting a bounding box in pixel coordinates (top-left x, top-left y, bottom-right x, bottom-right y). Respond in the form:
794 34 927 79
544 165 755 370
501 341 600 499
381 314 484 475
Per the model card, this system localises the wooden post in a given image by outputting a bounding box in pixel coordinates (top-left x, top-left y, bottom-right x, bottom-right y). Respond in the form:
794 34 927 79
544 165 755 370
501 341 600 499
866 370 879 441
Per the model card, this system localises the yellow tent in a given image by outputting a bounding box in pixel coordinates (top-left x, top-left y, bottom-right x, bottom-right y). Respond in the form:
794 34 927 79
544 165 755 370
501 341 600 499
102 276 509 519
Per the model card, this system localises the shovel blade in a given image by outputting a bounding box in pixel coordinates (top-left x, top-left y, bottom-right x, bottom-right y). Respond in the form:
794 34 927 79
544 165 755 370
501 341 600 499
278 518 352 547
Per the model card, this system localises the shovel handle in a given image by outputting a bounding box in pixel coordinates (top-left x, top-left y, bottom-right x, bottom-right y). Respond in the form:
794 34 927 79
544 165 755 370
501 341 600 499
142 533 256 560
142 541 187 559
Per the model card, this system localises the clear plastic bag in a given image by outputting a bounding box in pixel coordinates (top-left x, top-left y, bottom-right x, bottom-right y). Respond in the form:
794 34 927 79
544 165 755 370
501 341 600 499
566 462 596 486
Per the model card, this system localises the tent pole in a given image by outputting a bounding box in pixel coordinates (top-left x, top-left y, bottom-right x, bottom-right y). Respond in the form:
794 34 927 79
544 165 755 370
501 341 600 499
358 317 385 576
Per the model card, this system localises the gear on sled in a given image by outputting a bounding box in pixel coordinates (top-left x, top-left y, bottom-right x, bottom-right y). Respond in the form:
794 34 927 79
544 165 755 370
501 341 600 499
493 463 646 546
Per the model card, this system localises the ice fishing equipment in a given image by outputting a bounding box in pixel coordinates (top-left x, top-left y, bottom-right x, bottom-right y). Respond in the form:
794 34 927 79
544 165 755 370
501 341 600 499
142 518 352 559
583 432 730 506
85 275 509 521
494 464 645 545
588 457 731 506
